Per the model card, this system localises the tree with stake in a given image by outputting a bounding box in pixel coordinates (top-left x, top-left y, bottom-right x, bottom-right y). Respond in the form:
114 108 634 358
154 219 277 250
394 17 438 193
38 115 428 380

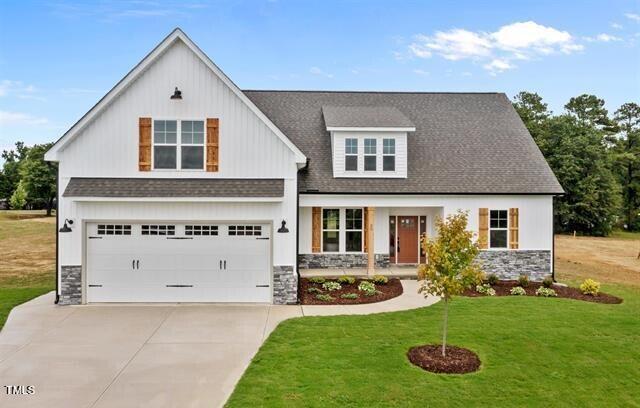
417 211 483 357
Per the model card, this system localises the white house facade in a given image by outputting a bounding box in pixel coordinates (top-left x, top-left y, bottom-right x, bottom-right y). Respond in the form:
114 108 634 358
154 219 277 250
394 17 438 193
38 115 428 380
46 29 563 306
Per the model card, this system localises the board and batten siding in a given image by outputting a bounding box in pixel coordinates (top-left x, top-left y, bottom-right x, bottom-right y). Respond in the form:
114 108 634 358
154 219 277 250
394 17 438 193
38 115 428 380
57 39 298 179
331 131 408 178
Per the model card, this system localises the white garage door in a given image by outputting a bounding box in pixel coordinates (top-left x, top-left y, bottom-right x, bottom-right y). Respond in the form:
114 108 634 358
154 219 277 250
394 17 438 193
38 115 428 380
86 222 271 303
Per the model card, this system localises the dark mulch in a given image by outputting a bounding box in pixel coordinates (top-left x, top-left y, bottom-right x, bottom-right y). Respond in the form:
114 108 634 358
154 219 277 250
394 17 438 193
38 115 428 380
407 344 481 374
462 280 623 304
299 278 403 305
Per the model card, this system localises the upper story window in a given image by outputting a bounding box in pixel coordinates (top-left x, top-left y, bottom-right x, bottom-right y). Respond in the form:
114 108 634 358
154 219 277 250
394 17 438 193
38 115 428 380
383 138 395 171
153 120 205 170
489 210 508 248
322 209 340 252
364 138 377 171
345 138 358 171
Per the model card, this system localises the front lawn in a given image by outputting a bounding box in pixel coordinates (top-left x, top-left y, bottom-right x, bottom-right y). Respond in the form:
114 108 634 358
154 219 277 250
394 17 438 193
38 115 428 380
227 284 640 407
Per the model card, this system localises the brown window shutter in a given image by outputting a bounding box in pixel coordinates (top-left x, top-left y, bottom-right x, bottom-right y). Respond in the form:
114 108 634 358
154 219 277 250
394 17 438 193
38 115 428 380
478 208 489 249
509 208 519 249
363 207 369 252
312 207 321 253
206 118 219 172
138 117 152 171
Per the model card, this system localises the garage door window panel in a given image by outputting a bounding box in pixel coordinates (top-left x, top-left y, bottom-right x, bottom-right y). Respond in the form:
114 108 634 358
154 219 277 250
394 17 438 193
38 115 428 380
97 224 132 235
228 225 262 236
141 224 176 236
185 225 218 236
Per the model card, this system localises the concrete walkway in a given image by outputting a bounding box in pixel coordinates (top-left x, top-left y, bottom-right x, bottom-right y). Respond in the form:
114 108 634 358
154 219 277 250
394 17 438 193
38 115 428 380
0 280 438 408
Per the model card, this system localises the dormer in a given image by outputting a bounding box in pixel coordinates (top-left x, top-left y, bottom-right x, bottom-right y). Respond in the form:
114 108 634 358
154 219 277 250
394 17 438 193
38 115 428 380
322 106 415 178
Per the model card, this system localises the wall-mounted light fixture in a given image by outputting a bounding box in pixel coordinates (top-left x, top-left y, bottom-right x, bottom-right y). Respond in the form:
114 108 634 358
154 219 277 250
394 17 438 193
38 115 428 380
277 219 289 233
59 219 74 233
170 87 182 100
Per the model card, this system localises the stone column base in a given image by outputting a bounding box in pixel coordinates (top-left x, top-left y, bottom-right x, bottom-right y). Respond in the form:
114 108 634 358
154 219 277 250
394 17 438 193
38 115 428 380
60 265 82 305
273 265 297 304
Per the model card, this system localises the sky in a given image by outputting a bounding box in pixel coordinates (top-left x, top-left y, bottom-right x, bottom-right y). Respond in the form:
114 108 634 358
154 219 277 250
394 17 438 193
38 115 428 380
0 0 639 153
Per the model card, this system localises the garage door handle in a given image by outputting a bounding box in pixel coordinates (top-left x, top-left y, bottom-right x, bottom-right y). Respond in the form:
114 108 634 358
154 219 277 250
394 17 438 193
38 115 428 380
136 260 139 269
224 260 227 269
132 260 135 270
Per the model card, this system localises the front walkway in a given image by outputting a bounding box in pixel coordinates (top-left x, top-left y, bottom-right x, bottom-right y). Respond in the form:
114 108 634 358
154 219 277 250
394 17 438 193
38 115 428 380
0 281 438 408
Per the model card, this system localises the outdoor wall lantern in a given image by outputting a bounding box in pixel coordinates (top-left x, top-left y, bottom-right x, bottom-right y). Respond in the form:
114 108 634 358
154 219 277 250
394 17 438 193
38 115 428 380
277 219 289 233
170 87 182 100
59 219 74 233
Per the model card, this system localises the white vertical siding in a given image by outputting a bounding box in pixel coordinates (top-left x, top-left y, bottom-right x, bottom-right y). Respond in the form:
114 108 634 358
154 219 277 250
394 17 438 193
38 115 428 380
331 131 408 178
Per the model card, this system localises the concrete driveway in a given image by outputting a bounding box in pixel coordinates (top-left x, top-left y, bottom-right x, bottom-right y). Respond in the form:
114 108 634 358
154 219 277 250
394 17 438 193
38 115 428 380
0 281 434 408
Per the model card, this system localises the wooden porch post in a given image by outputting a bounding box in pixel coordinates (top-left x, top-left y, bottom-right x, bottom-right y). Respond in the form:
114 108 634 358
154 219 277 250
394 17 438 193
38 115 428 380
367 207 375 275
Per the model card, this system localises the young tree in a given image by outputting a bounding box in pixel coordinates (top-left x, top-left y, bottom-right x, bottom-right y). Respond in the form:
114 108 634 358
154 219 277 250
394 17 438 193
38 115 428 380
9 181 27 210
19 143 57 216
417 211 483 357
612 103 640 230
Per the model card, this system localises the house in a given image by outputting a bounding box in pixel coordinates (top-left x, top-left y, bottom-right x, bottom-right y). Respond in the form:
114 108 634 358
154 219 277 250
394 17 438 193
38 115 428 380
45 29 563 305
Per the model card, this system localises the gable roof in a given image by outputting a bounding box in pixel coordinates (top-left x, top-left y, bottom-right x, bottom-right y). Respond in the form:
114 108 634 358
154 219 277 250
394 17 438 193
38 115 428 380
45 28 306 165
322 106 414 130
244 90 564 195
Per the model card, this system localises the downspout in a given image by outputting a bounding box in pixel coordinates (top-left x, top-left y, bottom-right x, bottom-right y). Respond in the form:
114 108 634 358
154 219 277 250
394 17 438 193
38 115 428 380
551 197 556 282
55 167 60 304
295 175 301 304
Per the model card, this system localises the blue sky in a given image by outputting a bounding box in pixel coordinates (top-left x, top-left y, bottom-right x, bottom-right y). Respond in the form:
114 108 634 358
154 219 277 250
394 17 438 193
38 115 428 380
0 0 639 153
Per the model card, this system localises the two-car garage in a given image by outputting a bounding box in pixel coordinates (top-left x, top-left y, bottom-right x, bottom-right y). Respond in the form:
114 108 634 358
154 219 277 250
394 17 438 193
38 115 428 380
85 222 272 303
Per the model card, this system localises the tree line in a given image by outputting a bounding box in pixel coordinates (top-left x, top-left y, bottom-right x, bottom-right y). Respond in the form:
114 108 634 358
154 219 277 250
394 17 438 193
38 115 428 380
513 92 639 235
0 142 57 216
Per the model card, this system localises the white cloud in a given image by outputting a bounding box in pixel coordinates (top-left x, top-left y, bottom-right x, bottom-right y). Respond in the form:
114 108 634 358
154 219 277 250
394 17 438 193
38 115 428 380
0 111 49 126
407 21 582 74
584 33 623 43
611 22 623 30
309 67 334 79
625 13 640 22
412 69 430 76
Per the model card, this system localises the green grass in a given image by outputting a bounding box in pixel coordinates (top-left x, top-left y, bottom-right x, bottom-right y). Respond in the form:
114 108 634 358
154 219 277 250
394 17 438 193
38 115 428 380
610 229 640 240
0 287 53 329
227 284 640 407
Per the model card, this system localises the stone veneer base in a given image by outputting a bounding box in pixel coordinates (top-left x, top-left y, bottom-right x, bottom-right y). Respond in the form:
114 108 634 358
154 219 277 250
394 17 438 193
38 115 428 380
298 254 390 269
273 265 297 305
477 250 551 281
59 265 82 305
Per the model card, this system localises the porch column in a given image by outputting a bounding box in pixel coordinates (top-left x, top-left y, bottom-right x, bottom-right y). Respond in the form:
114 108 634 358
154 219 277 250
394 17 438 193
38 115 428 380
366 207 375 275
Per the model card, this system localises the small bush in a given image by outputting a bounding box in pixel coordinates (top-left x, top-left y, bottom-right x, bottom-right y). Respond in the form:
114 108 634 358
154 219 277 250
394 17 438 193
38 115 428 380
476 283 496 296
518 274 530 288
486 274 499 286
580 279 601 296
308 276 326 284
542 276 554 288
322 281 342 292
358 281 377 296
340 293 359 299
337 276 356 285
510 286 526 296
372 275 389 285
307 287 323 294
315 294 335 302
535 287 557 297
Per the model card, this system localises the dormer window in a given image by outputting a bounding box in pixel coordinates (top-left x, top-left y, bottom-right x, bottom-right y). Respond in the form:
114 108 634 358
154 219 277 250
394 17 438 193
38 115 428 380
364 138 377 171
345 138 358 171
383 138 395 171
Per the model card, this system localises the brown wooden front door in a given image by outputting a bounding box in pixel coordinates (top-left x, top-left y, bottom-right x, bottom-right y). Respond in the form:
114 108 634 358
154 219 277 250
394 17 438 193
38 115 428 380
397 216 419 263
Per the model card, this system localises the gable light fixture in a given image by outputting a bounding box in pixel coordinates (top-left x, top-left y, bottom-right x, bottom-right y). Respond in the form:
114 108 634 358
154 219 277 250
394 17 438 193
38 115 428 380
170 87 182 100
277 219 289 233
59 219 74 233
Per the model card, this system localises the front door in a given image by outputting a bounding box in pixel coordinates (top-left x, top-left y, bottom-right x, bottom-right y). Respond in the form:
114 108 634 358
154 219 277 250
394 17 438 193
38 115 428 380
397 216 418 263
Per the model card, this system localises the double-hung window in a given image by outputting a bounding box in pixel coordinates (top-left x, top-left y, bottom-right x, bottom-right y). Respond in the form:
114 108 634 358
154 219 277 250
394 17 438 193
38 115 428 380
345 138 358 171
345 208 363 252
364 138 377 171
489 210 508 248
383 138 395 171
153 120 205 170
322 209 340 252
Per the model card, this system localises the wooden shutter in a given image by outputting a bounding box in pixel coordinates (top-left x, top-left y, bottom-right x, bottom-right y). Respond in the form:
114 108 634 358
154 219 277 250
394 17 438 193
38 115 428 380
363 207 369 252
138 117 152 171
312 207 321 253
509 208 519 249
478 208 489 249
206 118 219 172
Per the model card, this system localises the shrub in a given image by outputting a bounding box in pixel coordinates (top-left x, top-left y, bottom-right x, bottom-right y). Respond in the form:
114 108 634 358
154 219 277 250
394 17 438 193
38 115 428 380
371 275 389 285
308 276 326 284
580 279 601 296
535 287 557 297
322 281 342 292
476 283 496 296
307 287 323 294
518 274 530 288
510 286 526 296
315 294 335 302
486 273 499 286
337 276 356 285
340 293 359 299
542 276 554 288
358 281 377 296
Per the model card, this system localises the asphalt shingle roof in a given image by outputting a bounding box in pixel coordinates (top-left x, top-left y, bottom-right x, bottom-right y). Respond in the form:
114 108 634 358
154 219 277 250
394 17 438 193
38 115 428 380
322 105 414 128
244 91 564 194
63 178 284 198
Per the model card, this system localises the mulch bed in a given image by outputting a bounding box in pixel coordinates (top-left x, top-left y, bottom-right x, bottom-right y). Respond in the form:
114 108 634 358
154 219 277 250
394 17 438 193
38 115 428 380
462 280 622 304
299 278 403 305
407 344 481 374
